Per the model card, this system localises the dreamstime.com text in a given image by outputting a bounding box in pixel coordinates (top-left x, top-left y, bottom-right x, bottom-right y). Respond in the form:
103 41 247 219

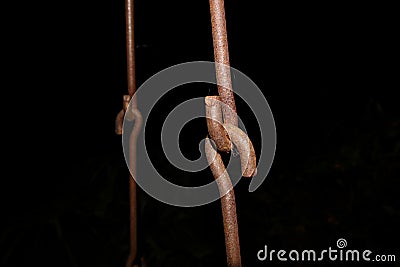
257 238 396 263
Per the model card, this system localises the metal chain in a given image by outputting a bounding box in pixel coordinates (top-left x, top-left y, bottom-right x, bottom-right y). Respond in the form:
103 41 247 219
116 1 257 267
207 1 257 266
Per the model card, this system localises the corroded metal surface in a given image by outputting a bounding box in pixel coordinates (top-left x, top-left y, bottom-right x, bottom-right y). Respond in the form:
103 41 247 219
205 96 232 152
205 97 257 177
224 124 257 177
125 0 137 104
114 0 140 266
205 138 241 267
209 0 238 126
126 109 142 267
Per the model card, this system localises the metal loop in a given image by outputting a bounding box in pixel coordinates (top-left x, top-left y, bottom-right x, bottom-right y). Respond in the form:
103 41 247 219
115 94 141 135
205 96 232 152
223 123 257 177
205 96 257 178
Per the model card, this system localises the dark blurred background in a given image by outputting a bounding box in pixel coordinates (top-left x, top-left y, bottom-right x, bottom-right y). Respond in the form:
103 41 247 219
3 1 399 266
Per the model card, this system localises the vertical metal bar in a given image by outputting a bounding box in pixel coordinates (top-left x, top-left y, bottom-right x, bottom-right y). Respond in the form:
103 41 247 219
205 138 242 267
125 0 138 266
126 110 142 267
126 0 137 105
209 0 238 126
208 2 242 266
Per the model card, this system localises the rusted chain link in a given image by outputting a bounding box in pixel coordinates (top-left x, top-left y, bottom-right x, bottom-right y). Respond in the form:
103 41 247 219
207 1 257 266
205 96 257 178
205 97 257 178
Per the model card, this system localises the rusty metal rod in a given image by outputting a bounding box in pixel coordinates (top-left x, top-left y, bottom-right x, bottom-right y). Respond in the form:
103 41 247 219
205 96 245 267
126 109 142 267
205 138 241 267
205 96 232 152
124 0 138 266
126 0 137 103
209 0 238 126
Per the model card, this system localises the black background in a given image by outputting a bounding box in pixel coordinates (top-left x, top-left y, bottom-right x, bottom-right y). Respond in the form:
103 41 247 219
3 1 399 266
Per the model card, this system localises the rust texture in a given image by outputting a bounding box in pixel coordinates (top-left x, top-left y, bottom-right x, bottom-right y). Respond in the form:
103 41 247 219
209 0 238 126
205 95 253 267
115 109 125 135
126 109 142 267
205 96 232 152
117 0 140 266
207 1 256 266
205 138 241 267
224 124 257 177
205 96 257 177
125 0 137 105
116 95 136 135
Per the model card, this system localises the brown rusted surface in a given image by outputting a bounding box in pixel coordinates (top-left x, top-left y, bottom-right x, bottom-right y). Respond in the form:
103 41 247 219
125 0 137 104
205 96 232 152
209 0 238 126
126 108 142 267
124 0 139 266
115 109 125 135
205 96 257 177
123 95 131 110
205 138 241 267
224 124 257 177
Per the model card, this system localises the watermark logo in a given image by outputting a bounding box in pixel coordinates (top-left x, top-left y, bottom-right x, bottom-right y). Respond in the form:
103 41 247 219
121 61 276 207
257 238 397 263
336 238 347 249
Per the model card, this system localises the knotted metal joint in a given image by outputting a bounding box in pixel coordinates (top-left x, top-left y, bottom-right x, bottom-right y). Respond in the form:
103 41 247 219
115 95 142 135
205 96 257 177
205 95 256 267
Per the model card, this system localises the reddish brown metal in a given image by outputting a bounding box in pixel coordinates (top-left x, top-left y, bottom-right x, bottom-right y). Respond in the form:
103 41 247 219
205 96 232 152
115 109 125 135
116 95 136 135
224 124 257 177
124 0 139 266
126 0 137 104
205 96 257 177
209 0 238 126
205 138 241 267
126 109 142 267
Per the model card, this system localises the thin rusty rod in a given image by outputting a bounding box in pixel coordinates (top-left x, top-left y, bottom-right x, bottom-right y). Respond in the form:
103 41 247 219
125 0 138 266
205 96 232 152
205 138 241 267
126 109 142 267
126 0 137 104
209 0 238 126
